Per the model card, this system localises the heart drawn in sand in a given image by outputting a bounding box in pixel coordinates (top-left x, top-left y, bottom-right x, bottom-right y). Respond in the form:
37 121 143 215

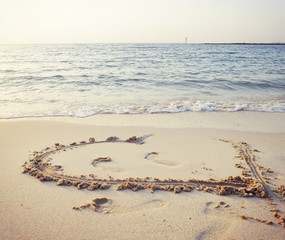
21 135 285 227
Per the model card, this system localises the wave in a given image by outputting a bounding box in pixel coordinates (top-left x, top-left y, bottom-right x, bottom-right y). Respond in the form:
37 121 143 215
2 100 284 119
1 44 285 119
68 101 285 117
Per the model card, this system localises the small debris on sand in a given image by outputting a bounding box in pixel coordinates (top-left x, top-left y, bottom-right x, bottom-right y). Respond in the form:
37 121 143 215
89 137 95 143
269 208 279 212
272 212 285 228
106 136 119 142
126 136 143 144
277 185 285 197
238 214 278 227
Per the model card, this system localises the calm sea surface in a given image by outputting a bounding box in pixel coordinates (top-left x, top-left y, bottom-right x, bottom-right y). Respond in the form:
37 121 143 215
0 43 284 118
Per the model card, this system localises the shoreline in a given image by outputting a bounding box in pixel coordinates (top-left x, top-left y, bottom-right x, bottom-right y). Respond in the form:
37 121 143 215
1 111 285 133
1 113 285 239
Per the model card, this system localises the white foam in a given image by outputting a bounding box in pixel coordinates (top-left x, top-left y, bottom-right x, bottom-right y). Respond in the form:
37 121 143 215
1 100 285 119
66 100 285 117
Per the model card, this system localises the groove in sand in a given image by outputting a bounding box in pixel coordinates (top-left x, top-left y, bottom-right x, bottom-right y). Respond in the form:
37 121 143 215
22 136 273 198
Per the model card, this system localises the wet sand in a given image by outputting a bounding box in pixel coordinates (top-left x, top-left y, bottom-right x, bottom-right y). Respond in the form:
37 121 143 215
0 112 285 239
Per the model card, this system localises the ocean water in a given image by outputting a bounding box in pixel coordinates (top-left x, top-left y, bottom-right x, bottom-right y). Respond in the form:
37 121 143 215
0 43 284 118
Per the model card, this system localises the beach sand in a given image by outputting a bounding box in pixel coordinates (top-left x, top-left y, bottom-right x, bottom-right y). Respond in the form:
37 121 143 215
0 112 285 240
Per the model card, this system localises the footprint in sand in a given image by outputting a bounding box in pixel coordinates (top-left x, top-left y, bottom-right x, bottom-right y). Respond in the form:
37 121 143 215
203 201 231 215
74 198 169 215
73 197 115 214
144 152 181 167
203 201 214 214
91 156 125 173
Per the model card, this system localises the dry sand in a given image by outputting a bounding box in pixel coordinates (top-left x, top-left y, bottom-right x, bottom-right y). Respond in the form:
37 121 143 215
0 112 285 240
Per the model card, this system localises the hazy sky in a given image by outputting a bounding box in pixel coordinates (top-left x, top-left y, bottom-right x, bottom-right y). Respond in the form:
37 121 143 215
0 0 284 44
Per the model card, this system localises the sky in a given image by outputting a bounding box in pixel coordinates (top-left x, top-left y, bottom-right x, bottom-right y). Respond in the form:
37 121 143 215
0 0 284 44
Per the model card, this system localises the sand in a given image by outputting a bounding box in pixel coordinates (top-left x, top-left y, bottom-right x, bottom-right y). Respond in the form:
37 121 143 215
0 112 285 240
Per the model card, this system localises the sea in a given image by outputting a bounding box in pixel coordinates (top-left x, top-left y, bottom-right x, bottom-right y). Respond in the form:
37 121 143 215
0 43 285 118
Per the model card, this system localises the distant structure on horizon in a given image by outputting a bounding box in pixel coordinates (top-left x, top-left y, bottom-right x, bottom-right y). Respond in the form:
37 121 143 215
185 37 187 44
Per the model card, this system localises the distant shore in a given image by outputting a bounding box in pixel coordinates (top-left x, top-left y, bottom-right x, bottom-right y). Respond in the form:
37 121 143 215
203 42 285 45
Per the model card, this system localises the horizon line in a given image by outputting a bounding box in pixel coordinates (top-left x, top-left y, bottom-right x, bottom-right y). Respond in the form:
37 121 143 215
0 42 285 45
